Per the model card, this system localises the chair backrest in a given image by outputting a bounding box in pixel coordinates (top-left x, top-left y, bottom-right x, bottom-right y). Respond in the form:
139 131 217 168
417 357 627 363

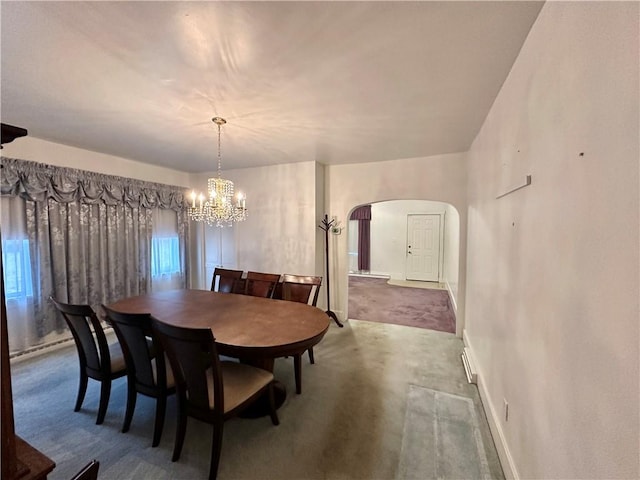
101 305 164 391
71 459 100 480
50 297 110 375
244 271 281 298
281 274 322 306
151 319 223 415
211 268 244 293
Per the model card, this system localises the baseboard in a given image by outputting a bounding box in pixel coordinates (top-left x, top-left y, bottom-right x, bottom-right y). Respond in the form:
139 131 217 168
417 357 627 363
348 272 390 279
464 332 519 480
462 328 472 348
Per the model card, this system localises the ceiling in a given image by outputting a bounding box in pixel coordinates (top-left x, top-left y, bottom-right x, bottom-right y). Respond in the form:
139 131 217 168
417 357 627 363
1 1 543 173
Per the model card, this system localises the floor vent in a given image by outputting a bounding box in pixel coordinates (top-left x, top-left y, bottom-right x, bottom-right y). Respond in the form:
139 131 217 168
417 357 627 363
461 347 478 384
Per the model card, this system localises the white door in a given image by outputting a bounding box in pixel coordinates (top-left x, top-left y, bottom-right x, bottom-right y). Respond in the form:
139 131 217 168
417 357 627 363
406 214 441 282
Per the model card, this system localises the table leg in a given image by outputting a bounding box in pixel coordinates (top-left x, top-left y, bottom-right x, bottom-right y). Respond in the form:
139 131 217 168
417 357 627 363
238 357 286 418
239 380 287 418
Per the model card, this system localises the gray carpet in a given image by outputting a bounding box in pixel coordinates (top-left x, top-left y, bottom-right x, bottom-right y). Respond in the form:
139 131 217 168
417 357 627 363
10 320 503 480
397 386 491 480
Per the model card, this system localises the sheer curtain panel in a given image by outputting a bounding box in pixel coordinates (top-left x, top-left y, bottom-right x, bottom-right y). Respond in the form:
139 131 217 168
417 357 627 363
0 196 35 352
151 208 186 292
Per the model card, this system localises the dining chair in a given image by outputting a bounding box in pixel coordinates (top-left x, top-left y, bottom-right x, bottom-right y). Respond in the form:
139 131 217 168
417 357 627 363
210 268 244 294
101 305 175 448
280 274 323 394
243 271 280 298
50 297 127 425
151 318 279 480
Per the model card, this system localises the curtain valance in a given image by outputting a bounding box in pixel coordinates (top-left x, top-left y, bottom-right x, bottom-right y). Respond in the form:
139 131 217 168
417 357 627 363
1 156 187 210
350 205 372 221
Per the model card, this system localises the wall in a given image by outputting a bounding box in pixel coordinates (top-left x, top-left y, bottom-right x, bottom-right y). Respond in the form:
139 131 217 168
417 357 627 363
326 152 468 332
1 137 191 187
189 161 324 292
442 203 460 308
315 163 327 309
464 2 639 479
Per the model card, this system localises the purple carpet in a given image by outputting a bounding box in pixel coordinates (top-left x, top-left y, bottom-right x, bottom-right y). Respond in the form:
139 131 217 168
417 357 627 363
348 276 456 333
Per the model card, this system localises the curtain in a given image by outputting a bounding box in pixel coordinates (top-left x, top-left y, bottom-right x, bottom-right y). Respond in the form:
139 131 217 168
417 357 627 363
27 199 153 340
0 156 190 353
350 205 371 272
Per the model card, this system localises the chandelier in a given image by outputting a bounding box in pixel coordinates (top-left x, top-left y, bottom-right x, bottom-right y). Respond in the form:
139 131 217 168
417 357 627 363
188 117 247 227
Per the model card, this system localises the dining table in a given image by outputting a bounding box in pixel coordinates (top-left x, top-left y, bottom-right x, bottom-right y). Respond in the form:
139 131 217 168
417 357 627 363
107 288 331 415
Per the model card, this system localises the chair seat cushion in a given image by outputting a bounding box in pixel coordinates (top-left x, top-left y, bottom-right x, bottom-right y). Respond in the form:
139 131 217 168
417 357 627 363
151 354 176 388
108 342 126 373
206 362 274 412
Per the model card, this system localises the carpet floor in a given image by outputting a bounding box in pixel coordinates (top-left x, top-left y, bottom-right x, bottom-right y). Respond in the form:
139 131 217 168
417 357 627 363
348 276 456 333
10 320 502 480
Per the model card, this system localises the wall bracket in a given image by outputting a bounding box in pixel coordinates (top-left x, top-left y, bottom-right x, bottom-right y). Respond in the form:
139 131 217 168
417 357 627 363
496 174 532 199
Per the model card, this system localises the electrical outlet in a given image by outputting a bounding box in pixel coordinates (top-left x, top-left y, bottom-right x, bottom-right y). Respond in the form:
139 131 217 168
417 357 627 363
503 398 509 422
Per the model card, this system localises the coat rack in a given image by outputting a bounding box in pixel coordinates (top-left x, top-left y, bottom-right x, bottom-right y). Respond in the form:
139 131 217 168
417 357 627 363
319 215 344 328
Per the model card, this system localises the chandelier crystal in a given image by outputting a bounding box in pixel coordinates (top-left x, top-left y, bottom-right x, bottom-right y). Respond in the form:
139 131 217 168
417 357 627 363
188 117 247 227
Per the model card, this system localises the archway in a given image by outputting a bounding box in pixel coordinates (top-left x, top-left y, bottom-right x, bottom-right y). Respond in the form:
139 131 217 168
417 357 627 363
346 200 461 333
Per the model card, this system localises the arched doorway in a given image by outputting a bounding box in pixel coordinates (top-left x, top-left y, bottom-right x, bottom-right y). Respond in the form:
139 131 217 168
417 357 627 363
346 200 460 334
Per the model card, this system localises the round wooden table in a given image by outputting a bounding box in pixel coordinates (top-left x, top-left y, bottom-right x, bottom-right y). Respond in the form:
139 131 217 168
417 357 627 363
108 289 330 414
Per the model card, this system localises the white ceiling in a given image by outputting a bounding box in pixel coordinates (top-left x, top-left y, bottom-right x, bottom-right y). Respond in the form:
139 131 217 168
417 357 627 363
1 1 543 173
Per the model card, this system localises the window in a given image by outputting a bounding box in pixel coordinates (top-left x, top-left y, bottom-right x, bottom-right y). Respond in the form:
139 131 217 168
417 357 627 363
151 236 181 277
150 208 183 292
2 239 34 299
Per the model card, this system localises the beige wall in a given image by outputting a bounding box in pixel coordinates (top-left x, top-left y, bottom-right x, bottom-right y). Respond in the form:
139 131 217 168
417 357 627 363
442 203 460 308
325 152 468 331
464 2 639 479
1 136 191 187
188 161 324 291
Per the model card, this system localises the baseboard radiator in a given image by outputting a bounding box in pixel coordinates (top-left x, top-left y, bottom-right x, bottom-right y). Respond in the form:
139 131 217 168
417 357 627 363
9 326 114 361
9 336 75 360
461 347 478 384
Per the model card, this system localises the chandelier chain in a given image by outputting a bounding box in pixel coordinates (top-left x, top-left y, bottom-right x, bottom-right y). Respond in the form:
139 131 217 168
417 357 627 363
217 121 222 178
